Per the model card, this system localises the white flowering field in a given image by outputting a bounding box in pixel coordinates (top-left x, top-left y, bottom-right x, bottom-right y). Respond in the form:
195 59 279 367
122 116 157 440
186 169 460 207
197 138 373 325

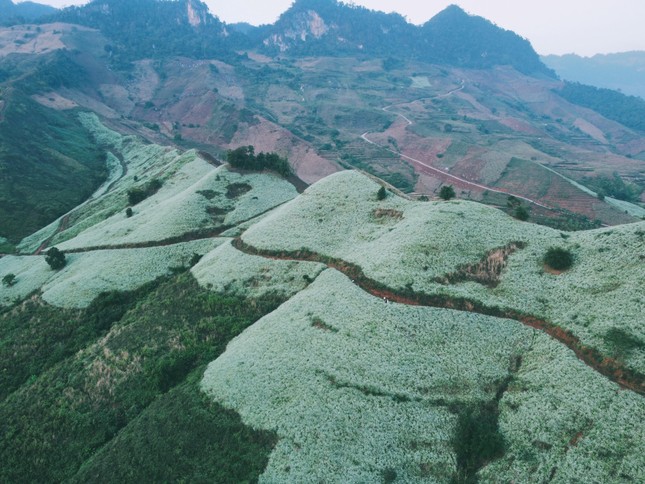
0 255 52 305
482 335 645 482
241 170 645 374
1 239 222 308
191 241 325 298
203 269 645 482
203 269 534 482
16 113 298 252
56 163 296 250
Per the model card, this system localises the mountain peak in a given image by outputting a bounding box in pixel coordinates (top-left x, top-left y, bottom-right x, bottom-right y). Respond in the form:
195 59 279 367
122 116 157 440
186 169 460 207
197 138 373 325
421 4 555 76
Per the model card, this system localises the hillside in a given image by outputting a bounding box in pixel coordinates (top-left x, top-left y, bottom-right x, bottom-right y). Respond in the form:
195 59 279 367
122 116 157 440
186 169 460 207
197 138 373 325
0 2 644 480
0 2 643 244
1 162 644 481
543 51 645 100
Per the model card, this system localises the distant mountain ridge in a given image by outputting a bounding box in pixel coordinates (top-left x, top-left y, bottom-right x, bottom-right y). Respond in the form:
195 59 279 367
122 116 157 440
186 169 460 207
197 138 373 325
50 0 242 65
47 0 554 77
543 51 645 99
260 0 554 77
0 0 57 23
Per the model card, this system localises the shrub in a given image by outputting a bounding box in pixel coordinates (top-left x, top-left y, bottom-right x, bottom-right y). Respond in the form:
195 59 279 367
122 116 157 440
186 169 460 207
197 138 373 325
45 247 66 270
127 178 163 206
544 247 574 271
2 273 16 287
514 206 529 221
125 207 133 218
439 185 456 201
377 186 387 201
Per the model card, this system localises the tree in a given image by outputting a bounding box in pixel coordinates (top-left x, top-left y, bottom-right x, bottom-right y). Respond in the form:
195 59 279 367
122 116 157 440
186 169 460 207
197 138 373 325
2 273 16 287
45 247 66 270
544 247 574 271
439 185 456 200
125 207 133 217
377 186 387 200
514 206 529 221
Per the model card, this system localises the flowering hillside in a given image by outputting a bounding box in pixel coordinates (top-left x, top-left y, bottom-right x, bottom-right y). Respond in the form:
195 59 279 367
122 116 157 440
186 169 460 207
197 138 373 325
240 170 645 375
203 269 645 482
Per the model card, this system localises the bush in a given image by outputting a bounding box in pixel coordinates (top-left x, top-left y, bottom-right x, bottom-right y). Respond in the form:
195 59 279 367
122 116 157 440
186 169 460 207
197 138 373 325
2 273 16 287
377 186 387 201
125 207 133 218
439 185 456 201
544 247 574 271
514 206 529 221
45 247 66 270
127 179 163 206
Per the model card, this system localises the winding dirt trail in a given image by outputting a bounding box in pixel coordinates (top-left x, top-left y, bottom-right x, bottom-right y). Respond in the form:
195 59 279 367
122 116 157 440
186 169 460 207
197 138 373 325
233 238 645 398
361 82 552 210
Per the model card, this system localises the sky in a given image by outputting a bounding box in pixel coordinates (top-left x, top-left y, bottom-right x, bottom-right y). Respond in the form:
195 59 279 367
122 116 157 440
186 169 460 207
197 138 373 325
21 0 645 57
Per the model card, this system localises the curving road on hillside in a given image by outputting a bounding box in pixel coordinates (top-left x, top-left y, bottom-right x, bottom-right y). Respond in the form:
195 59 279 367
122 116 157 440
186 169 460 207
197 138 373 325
360 81 553 210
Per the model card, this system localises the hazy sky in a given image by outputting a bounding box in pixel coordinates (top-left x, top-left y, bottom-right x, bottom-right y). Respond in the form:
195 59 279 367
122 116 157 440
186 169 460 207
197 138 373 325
22 0 645 56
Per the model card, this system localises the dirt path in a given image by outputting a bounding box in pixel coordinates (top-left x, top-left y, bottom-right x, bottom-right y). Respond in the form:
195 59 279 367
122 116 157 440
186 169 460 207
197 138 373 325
233 238 645 398
361 82 552 209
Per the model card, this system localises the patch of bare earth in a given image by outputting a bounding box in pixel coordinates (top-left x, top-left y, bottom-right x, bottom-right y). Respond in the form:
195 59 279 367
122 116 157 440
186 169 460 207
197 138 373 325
435 242 527 288
31 92 79 110
227 117 339 184
372 208 404 224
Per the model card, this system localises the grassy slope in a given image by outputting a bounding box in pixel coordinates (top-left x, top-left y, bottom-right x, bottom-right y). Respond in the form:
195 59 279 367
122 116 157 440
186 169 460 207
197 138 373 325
241 171 645 375
0 92 105 243
203 269 645 482
0 272 283 483
16 114 298 253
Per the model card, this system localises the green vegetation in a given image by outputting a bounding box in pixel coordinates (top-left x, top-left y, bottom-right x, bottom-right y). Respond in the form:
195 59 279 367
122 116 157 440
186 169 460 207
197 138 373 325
70 369 276 483
582 172 643 203
0 272 284 482
45 247 66 270
0 92 105 242
2 273 16 287
127 179 163 206
543 247 574 271
226 145 292 177
452 402 506 483
559 82 645 132
514 205 529 221
377 185 387 200
51 0 243 67
439 185 456 200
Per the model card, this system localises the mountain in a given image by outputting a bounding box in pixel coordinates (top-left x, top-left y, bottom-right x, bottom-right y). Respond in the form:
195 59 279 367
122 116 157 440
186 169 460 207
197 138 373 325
543 51 645 99
51 0 242 65
261 0 416 57
1 146 644 480
0 0 57 23
1 1 645 480
420 5 555 77
261 1 553 77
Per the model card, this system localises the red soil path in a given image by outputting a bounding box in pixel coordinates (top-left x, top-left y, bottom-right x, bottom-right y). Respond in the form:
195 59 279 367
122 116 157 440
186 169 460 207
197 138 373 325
233 238 645 398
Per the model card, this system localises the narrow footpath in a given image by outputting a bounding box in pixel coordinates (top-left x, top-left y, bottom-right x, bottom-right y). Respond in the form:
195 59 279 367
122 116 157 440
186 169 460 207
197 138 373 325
233 237 645 398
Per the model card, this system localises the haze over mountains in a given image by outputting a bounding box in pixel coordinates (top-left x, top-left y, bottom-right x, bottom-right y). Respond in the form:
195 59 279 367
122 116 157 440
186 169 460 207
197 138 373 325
0 1 644 482
543 51 645 100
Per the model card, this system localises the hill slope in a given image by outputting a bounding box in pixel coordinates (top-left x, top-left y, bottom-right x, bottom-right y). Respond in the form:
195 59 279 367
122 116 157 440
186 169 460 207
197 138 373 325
1 165 644 482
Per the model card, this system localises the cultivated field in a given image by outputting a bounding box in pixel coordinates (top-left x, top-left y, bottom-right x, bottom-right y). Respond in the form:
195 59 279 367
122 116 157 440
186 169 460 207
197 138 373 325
241 171 645 374
203 269 645 482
